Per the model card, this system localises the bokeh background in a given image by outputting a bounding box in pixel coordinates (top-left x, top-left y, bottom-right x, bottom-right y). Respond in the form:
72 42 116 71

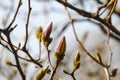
0 0 120 80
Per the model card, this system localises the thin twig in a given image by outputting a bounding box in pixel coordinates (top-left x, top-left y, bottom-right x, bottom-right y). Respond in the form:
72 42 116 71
63 2 105 67
38 42 41 61
63 69 76 80
104 67 111 80
23 0 32 48
56 18 120 41
45 47 54 69
1 0 26 79
7 0 22 29
106 28 113 67
6 32 25 80
104 29 111 80
56 0 120 37
107 0 117 19
22 48 43 67
96 0 120 16
49 61 59 80
102 24 113 80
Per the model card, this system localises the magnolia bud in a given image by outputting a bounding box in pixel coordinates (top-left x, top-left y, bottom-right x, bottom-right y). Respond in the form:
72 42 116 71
43 22 52 40
73 51 80 70
54 36 66 61
5 61 13 66
35 65 49 80
36 26 43 41
111 67 118 77
42 22 53 47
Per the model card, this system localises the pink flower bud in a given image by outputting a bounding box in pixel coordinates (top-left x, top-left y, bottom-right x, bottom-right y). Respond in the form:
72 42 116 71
55 36 66 54
54 36 66 61
43 22 52 39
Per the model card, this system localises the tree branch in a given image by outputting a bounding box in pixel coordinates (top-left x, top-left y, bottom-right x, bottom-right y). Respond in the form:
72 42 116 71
56 0 120 37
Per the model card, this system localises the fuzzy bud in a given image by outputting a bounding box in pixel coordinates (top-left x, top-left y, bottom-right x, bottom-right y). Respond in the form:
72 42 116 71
42 22 53 47
73 51 80 70
42 22 52 40
54 36 66 61
35 65 49 80
36 26 43 41
5 61 13 66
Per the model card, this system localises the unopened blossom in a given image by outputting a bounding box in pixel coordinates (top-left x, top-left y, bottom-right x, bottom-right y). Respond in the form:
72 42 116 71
35 26 43 41
35 65 49 80
54 36 66 61
73 51 80 70
42 22 52 40
41 22 53 47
